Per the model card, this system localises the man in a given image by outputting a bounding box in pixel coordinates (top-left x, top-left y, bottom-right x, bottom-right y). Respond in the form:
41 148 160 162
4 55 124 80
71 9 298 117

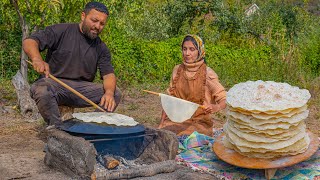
23 2 121 126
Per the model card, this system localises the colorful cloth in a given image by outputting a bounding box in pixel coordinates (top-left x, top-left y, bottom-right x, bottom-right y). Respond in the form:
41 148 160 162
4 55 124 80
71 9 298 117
176 130 320 180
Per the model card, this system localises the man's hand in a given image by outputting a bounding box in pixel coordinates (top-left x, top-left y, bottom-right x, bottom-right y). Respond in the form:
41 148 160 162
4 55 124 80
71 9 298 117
101 73 117 112
32 60 50 78
100 91 116 112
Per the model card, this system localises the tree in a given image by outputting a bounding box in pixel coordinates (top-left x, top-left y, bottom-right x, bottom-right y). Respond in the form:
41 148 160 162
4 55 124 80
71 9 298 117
4 0 64 120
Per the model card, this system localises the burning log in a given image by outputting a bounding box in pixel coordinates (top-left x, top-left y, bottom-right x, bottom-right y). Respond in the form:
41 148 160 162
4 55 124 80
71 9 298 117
104 155 120 169
98 160 177 179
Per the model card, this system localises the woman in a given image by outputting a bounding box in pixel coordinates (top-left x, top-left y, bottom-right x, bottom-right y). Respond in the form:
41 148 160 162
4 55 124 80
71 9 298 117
158 34 226 136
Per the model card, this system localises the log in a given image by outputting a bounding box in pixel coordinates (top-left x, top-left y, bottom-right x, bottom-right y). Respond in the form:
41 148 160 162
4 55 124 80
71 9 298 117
104 155 120 169
98 160 177 180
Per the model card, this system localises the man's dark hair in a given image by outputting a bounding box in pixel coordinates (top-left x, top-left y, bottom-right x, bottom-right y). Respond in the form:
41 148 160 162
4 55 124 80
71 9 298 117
83 1 109 15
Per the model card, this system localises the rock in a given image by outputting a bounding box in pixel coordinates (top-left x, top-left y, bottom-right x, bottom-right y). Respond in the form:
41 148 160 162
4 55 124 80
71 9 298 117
44 129 97 180
136 127 179 164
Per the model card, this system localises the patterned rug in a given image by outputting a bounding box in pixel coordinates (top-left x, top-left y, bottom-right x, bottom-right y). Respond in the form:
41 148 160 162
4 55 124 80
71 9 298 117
176 130 320 180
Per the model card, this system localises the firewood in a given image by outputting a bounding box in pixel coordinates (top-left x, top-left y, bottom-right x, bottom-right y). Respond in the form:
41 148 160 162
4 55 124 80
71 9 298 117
91 172 96 180
104 155 120 169
101 160 177 179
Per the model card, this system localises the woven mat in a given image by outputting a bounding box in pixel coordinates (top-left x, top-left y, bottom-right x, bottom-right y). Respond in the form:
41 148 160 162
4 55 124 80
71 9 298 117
176 130 320 180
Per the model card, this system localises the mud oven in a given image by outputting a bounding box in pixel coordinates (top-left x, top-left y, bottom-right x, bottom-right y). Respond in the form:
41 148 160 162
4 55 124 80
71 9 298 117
44 119 178 180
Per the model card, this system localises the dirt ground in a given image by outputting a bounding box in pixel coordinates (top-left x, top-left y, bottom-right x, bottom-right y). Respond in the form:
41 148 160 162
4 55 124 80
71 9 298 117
0 85 319 180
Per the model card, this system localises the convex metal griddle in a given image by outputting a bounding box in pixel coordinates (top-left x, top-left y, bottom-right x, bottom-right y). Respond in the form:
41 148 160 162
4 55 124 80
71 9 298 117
59 118 148 160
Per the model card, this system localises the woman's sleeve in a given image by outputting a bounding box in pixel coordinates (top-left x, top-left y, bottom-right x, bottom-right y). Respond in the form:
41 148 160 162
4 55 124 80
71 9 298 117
206 67 226 103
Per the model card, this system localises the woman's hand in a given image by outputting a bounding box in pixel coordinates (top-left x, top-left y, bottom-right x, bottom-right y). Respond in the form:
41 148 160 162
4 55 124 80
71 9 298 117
203 100 226 114
203 104 221 114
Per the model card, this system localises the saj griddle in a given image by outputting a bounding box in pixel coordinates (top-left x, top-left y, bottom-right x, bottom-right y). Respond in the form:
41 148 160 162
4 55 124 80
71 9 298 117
59 118 153 160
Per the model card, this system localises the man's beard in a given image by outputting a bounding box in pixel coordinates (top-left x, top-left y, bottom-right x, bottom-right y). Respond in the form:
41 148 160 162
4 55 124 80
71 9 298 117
81 21 100 40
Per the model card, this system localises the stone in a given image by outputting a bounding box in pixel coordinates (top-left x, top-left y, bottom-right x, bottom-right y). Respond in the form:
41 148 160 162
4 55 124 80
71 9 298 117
136 127 179 164
44 129 97 180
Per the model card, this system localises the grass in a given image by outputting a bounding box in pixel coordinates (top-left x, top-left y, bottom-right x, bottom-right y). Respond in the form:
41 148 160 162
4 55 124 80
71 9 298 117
0 80 17 106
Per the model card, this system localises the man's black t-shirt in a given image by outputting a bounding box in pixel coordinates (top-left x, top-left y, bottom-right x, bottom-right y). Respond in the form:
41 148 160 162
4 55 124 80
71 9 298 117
29 23 114 82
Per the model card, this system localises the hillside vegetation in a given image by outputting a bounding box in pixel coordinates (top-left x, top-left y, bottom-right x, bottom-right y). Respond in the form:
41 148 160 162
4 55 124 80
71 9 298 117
0 0 319 90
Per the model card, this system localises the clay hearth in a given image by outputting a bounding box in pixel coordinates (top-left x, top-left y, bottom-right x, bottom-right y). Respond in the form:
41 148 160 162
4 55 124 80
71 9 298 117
44 127 179 180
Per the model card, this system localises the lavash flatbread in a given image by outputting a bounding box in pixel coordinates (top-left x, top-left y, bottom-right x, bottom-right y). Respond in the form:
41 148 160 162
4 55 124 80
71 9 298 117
72 112 139 126
223 135 310 158
160 93 199 123
223 80 311 159
226 80 311 112
229 120 305 136
225 125 306 150
227 109 308 125
228 120 305 139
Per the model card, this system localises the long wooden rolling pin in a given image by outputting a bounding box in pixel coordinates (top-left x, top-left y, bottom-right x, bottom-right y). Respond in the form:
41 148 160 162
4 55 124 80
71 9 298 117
26 60 106 112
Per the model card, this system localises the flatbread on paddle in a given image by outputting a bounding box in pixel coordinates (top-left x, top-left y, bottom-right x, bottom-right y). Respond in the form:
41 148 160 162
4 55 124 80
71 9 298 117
160 93 199 123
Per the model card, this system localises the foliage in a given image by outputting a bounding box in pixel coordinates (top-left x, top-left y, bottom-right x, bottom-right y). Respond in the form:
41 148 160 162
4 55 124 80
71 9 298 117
0 0 65 81
106 0 171 40
0 0 320 90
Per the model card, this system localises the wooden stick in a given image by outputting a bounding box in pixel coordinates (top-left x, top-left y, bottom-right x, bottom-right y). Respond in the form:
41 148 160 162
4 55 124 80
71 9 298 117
26 60 106 112
143 89 205 109
104 155 120 169
142 90 160 96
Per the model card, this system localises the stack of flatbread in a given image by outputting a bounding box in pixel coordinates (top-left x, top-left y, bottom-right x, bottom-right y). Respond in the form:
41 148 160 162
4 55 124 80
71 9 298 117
223 80 311 159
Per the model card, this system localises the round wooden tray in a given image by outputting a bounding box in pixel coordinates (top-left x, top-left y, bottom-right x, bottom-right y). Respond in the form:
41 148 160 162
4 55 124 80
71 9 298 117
213 131 319 170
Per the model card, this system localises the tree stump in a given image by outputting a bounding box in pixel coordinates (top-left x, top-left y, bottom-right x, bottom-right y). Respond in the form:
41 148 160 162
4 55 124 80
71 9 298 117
11 71 41 121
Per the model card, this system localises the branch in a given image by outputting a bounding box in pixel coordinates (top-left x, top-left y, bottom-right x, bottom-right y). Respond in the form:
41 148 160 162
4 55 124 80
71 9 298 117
25 0 32 14
10 0 24 27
